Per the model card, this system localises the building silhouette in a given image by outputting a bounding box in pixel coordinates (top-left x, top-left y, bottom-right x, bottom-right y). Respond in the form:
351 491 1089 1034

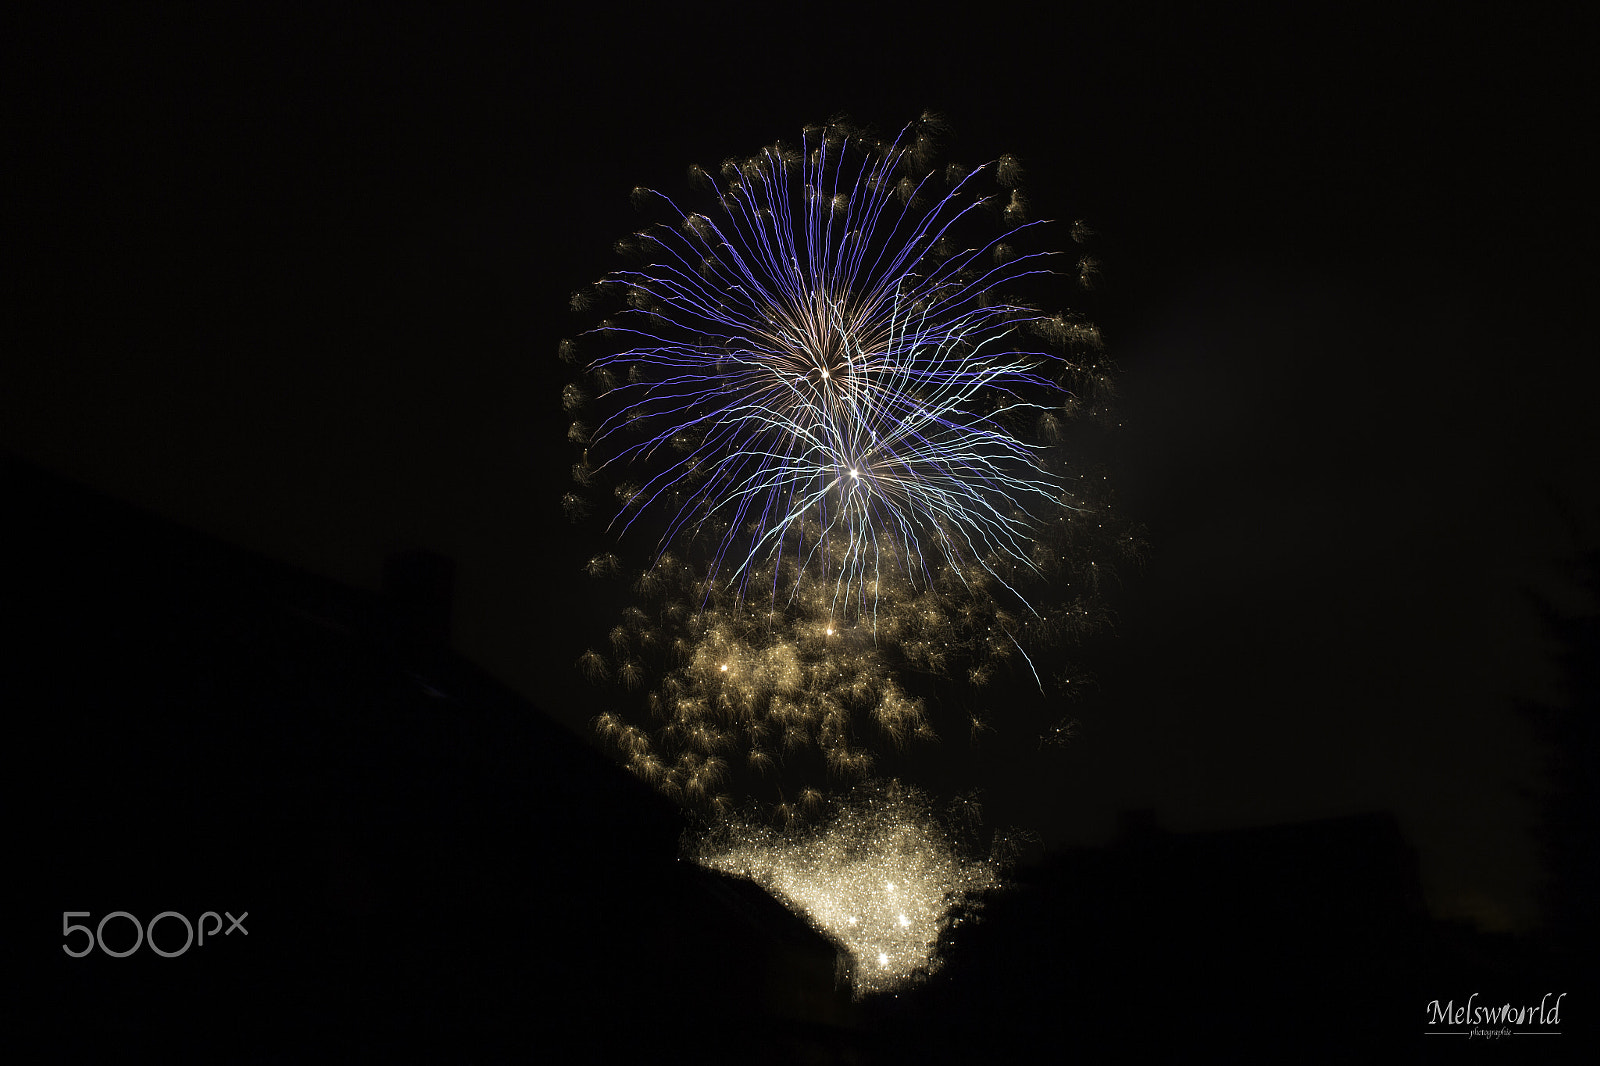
22 458 856 1062
27 455 1580 1061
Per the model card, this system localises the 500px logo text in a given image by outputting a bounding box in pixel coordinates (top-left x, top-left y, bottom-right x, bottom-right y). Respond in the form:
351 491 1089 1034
62 910 249 958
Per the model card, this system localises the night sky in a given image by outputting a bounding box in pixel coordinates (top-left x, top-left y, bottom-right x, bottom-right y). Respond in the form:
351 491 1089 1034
20 4 1595 950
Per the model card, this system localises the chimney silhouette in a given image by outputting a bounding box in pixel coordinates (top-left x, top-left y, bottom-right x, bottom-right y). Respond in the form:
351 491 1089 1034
382 549 456 648
1116 808 1163 845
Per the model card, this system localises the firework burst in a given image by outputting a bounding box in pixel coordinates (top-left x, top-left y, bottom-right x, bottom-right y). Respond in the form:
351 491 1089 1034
566 116 1137 798
562 116 1139 991
698 782 1008 997
569 114 1116 623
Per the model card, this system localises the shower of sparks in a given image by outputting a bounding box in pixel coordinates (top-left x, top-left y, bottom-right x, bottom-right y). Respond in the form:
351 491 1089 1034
697 784 999 996
587 539 1128 813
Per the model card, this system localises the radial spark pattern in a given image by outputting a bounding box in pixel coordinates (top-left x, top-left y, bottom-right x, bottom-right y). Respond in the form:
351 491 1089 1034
575 115 1108 620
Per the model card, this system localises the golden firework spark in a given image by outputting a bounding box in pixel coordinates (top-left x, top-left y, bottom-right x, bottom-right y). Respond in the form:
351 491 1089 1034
697 783 999 997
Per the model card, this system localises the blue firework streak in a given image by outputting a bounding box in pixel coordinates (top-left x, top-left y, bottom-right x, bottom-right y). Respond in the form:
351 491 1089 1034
580 118 1080 620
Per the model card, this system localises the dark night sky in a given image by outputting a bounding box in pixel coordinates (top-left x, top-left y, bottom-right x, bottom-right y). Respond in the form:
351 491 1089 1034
16 6 1596 937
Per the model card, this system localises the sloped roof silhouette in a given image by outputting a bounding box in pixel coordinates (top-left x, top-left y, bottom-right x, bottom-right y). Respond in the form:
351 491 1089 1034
20 457 855 1061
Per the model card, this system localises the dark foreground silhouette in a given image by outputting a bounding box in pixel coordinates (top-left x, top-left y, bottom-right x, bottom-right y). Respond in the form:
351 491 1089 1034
26 458 1584 1062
